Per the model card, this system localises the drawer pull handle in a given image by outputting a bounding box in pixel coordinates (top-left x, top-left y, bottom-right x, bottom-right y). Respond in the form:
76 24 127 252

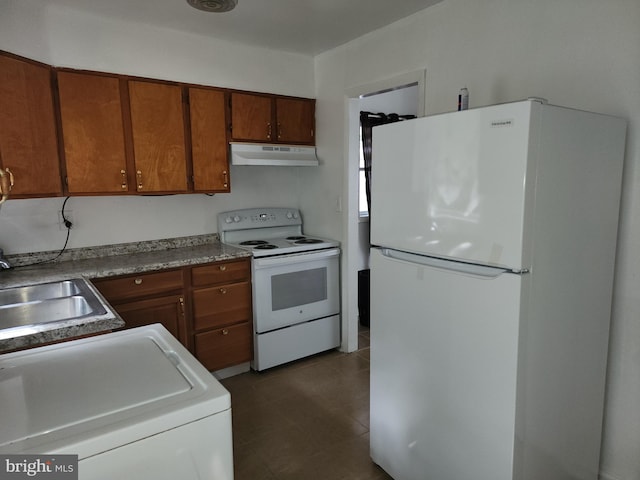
219 265 227 271
219 288 227 294
222 329 229 335
134 278 143 285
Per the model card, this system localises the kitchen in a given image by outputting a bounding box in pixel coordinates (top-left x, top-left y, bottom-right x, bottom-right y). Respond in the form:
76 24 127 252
0 0 639 479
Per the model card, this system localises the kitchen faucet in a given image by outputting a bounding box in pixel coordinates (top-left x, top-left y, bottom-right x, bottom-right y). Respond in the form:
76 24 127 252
0 249 11 270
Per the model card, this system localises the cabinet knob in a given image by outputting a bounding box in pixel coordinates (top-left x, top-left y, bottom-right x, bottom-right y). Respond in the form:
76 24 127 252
219 265 227 271
219 288 227 294
134 278 143 285
222 329 229 335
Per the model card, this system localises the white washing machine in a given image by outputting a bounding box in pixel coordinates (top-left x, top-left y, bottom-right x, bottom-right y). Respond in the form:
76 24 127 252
0 324 233 479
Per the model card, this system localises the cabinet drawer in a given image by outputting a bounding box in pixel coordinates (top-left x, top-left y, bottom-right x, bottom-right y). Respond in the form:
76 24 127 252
195 322 252 371
191 259 250 287
93 269 184 303
192 281 251 331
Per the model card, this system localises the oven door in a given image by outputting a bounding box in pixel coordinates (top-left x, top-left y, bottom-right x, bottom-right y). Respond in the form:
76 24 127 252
252 248 340 333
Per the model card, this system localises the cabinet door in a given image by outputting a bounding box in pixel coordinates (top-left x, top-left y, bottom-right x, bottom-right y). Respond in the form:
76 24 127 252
57 71 129 194
230 92 273 142
276 97 315 145
128 80 188 193
188 88 230 192
0 53 62 197
192 281 252 331
115 294 186 343
195 322 252 371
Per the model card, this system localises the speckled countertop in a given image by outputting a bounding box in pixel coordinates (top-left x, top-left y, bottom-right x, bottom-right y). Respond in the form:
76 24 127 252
0 234 251 352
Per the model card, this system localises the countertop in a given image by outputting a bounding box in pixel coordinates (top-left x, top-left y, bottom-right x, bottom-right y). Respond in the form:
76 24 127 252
0 234 251 352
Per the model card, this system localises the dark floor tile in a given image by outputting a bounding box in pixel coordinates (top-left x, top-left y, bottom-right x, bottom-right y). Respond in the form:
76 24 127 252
221 346 385 480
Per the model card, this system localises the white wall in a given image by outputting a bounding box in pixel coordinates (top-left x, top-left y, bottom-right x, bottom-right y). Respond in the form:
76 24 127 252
310 1 640 479
0 0 315 254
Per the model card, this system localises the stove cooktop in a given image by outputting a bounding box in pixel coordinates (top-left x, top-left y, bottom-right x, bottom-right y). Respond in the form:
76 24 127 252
218 208 340 257
228 235 339 257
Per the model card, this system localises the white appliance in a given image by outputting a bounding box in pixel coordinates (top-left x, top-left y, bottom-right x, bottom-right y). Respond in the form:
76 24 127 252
369 100 626 480
230 142 319 166
218 208 340 371
0 324 233 480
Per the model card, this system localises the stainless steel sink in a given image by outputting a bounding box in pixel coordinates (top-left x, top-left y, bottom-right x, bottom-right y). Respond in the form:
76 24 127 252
0 280 83 305
0 279 108 330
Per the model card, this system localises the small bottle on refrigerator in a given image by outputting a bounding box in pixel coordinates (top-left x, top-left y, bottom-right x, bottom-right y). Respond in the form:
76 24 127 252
458 87 469 111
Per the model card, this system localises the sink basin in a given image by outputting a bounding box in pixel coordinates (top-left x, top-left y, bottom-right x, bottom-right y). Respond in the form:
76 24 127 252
0 279 84 305
0 279 108 331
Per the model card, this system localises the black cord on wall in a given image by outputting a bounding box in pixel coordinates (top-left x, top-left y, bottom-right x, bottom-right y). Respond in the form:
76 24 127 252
17 196 73 268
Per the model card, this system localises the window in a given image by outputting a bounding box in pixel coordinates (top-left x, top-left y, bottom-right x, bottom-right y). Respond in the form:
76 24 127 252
359 129 368 218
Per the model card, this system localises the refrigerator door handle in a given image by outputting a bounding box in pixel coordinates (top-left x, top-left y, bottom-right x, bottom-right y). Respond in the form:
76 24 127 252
379 248 513 278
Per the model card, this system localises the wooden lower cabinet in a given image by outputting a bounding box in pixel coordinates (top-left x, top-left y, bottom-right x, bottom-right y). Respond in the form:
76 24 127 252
93 257 253 373
192 281 251 331
195 323 252 372
190 258 252 372
92 269 187 344
113 294 185 341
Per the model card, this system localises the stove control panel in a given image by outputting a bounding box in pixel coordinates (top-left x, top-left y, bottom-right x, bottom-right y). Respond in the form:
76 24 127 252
218 208 303 232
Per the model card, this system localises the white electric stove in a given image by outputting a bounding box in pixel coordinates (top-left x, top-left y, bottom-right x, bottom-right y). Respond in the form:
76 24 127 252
218 208 341 371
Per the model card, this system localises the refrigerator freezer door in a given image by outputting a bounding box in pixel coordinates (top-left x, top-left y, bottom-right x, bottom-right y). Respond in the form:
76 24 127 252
369 248 522 480
371 101 536 270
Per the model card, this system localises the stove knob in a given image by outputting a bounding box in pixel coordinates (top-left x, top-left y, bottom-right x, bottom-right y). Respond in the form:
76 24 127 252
286 211 293 219
225 216 233 224
233 215 241 223
293 211 299 219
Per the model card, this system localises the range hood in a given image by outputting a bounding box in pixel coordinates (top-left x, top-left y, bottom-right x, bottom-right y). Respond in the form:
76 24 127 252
230 143 319 167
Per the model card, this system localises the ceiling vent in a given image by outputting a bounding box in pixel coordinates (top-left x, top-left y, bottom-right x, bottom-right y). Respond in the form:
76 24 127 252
186 0 238 13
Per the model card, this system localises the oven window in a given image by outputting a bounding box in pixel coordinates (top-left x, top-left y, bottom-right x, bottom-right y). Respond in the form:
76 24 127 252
271 267 328 311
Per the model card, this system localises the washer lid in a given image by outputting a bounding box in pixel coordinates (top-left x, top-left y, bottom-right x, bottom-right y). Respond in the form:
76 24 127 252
0 324 230 457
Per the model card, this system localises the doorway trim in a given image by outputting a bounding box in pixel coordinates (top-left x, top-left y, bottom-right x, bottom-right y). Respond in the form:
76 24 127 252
341 69 426 352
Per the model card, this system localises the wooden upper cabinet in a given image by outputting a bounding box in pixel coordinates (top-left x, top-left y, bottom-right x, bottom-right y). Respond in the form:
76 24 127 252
230 92 315 145
276 97 315 144
230 92 273 142
0 52 62 197
57 71 129 194
188 88 230 193
128 80 188 193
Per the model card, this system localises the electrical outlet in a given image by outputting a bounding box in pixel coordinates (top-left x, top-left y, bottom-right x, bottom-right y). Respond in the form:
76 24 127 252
58 210 74 231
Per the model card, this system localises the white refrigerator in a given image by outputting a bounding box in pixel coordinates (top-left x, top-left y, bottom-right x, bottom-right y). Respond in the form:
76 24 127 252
369 100 626 480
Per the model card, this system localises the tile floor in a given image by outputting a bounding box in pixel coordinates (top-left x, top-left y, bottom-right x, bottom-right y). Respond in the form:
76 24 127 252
221 326 393 479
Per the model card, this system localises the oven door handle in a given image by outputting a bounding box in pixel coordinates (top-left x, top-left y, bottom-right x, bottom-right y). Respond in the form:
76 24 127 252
253 248 340 267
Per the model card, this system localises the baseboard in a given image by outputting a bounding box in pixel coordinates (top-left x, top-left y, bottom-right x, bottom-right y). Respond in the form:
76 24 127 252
212 362 250 380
